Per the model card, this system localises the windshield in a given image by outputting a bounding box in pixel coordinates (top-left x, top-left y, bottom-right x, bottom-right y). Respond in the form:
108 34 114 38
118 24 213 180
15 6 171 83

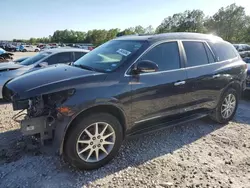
73 40 145 72
20 52 51 66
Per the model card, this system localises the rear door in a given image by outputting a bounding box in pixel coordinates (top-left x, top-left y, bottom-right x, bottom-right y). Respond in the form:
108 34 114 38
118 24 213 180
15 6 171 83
182 40 227 111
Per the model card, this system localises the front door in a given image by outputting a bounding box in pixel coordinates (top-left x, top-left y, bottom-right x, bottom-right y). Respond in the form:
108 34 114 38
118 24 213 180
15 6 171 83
129 41 188 125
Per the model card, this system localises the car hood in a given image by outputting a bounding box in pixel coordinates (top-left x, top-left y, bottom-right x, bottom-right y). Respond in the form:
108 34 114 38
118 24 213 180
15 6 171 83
5 64 106 100
0 62 24 71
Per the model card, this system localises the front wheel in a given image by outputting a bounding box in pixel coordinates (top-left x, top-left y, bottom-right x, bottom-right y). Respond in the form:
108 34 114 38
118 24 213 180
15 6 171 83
64 113 123 170
210 88 238 124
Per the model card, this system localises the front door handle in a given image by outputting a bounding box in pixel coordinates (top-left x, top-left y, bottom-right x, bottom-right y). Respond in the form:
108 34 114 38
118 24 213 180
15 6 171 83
213 74 220 78
174 81 186 86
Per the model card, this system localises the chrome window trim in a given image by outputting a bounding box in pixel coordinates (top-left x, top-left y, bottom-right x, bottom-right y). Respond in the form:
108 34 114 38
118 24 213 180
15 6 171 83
124 39 240 77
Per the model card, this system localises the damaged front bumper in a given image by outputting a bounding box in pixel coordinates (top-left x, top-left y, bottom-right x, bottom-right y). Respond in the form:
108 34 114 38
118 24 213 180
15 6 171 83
10 89 77 149
20 115 56 143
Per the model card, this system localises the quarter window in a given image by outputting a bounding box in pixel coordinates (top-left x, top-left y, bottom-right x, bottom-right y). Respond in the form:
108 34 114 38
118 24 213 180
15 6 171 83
183 41 209 67
208 41 238 61
139 42 180 71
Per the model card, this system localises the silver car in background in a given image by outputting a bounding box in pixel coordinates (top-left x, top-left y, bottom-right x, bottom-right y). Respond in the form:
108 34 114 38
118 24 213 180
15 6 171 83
0 48 89 99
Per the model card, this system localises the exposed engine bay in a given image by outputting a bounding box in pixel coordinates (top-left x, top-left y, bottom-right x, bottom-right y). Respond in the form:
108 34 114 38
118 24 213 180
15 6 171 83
12 89 75 143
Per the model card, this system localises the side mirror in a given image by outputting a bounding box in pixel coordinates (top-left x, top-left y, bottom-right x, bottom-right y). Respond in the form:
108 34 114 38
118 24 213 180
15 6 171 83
133 60 159 74
38 62 48 68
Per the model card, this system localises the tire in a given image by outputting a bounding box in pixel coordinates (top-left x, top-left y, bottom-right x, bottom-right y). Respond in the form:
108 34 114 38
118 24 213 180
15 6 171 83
209 88 238 124
35 49 39 52
22 49 27 52
64 113 123 170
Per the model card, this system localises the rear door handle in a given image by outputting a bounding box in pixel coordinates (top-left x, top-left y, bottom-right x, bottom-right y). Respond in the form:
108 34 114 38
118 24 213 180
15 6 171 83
213 74 220 78
174 81 186 86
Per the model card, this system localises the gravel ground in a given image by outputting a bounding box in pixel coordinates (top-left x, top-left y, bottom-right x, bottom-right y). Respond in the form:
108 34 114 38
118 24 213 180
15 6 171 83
0 52 250 187
0 97 250 188
12 52 37 60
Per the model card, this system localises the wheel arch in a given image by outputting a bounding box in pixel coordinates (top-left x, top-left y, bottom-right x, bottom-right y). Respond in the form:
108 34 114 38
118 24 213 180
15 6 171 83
225 81 242 97
61 104 127 154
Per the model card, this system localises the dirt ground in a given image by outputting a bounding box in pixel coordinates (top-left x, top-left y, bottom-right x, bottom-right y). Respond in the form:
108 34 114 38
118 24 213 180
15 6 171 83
0 53 250 187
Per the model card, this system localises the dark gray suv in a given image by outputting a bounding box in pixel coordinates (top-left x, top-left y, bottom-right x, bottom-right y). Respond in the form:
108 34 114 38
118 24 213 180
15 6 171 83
4 33 247 170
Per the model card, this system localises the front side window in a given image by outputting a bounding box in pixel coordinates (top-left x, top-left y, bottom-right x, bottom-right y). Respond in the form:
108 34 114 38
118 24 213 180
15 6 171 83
139 42 180 71
73 40 146 72
183 41 209 67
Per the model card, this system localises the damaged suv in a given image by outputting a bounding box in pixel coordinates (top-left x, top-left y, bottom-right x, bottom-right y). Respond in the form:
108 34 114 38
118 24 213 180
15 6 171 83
4 33 247 170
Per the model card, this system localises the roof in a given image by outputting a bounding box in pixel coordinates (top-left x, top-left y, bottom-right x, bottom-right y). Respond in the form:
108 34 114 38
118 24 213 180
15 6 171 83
114 32 223 42
43 47 90 53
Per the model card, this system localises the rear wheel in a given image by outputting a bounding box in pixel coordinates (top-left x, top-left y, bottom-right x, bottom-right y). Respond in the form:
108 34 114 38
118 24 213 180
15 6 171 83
64 113 123 170
210 88 238 124
35 49 39 52
22 49 27 52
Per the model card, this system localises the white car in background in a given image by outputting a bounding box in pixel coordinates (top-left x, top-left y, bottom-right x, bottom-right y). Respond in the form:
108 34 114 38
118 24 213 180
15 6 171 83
22 45 40 52
0 48 89 99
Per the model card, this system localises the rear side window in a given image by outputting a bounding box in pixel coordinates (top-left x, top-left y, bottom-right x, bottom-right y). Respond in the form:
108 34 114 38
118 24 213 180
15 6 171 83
140 42 180 71
74 52 87 61
208 42 238 61
183 41 209 67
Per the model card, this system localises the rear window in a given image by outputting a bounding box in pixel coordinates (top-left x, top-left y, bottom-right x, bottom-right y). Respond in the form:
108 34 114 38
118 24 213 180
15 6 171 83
208 42 238 61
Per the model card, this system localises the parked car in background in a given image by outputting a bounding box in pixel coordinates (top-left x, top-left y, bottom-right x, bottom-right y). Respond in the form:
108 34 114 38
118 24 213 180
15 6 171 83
0 48 89 99
0 47 6 55
4 44 17 52
21 45 40 52
4 33 247 170
233 44 250 59
13 56 30 63
233 44 250 52
0 52 14 62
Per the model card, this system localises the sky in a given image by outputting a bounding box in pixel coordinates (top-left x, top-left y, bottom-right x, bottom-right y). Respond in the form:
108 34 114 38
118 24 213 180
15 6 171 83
0 0 249 40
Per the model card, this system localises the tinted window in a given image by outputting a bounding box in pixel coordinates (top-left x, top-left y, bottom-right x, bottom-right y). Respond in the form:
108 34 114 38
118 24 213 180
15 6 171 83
183 41 209 67
204 44 215 63
208 42 238 61
47 52 72 65
140 42 180 71
74 52 87 61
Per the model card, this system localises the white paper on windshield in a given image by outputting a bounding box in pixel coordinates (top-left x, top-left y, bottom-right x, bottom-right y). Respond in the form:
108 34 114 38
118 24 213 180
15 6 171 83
116 49 131 56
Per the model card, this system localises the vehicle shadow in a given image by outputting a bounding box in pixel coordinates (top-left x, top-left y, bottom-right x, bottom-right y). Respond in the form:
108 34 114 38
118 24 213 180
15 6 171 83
0 99 10 105
233 96 250 124
0 118 225 187
65 118 225 186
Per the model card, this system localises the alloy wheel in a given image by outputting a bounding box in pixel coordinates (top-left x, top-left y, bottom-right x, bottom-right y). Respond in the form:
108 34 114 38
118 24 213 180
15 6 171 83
76 122 116 163
221 93 236 119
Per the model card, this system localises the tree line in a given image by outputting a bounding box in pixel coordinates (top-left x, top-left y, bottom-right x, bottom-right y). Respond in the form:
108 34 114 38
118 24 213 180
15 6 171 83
13 3 250 46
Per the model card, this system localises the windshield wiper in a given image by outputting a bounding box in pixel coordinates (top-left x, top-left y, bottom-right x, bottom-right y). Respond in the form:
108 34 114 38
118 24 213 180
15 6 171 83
73 64 96 72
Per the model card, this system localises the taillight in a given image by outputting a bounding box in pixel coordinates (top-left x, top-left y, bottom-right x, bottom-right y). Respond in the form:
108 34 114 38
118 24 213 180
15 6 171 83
88 46 93 51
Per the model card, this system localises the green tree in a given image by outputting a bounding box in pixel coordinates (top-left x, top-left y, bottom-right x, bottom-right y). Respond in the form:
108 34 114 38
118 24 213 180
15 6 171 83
156 10 206 33
205 4 249 42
